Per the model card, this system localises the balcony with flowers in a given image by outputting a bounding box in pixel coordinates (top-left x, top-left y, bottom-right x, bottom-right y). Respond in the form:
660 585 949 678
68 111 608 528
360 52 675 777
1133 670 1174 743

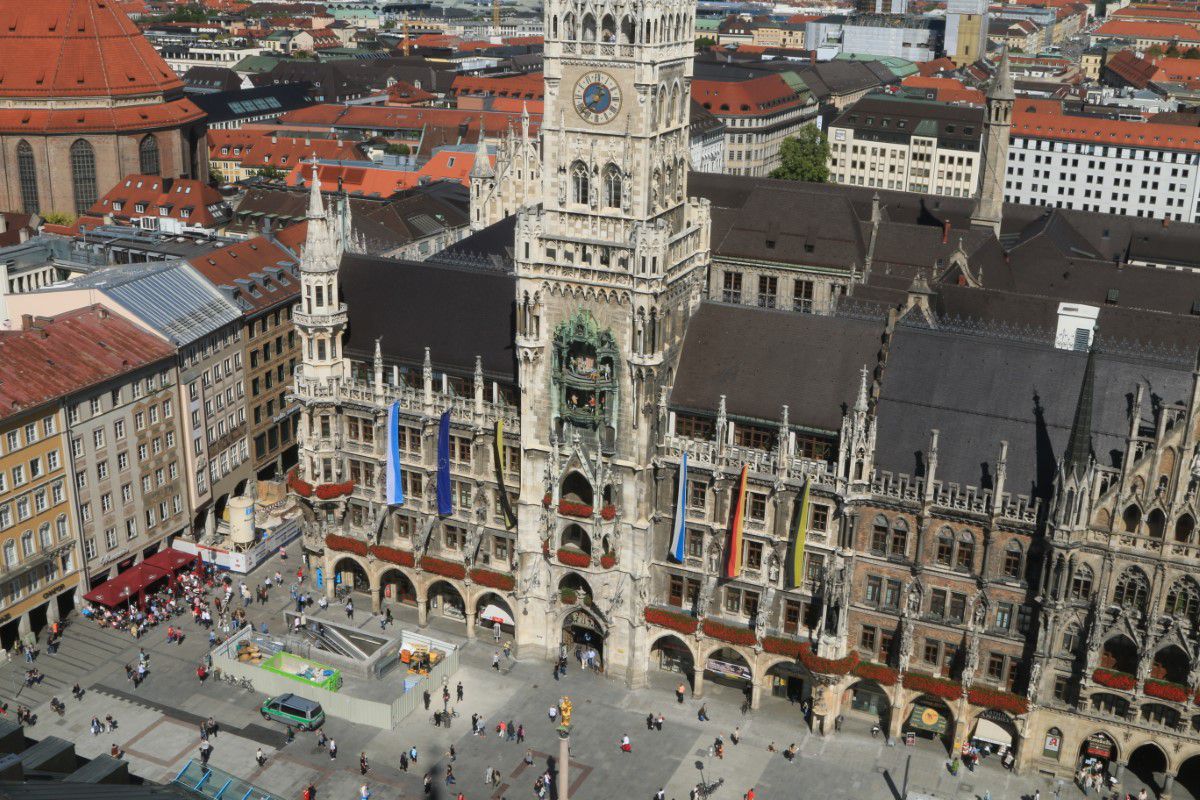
288 468 354 501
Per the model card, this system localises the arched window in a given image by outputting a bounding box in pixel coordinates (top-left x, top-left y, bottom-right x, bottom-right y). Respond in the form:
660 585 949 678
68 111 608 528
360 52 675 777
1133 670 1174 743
955 531 975 572
55 514 67 539
551 15 558 39
2 541 14 567
870 515 889 554
1113 568 1150 612
667 84 679 125
1147 508 1166 539
570 161 589 205
889 517 908 557
37 522 51 550
582 13 596 41
620 16 635 43
600 13 615 42
1044 728 1063 760
1061 624 1080 656
70 139 97 213
1165 577 1200 622
1002 541 1023 578
603 164 622 208
139 135 160 175
16 140 39 214
1176 514 1195 543
563 12 576 39
935 529 953 566
1122 504 1141 533
1070 563 1094 600
20 531 33 557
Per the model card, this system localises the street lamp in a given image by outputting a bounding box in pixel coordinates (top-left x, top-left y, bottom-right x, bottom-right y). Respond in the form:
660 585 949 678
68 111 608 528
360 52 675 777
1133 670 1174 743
695 760 707 797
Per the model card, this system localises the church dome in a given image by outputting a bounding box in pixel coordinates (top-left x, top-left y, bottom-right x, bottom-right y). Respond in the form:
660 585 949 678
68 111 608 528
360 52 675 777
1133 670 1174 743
0 0 203 133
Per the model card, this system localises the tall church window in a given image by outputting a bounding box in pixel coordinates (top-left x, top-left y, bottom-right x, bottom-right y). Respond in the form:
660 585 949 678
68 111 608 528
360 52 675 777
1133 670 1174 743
603 165 621 208
620 16 635 43
16 140 38 214
571 161 589 205
582 13 596 42
139 135 160 176
70 139 97 214
1113 567 1149 612
601 14 615 42
563 13 575 39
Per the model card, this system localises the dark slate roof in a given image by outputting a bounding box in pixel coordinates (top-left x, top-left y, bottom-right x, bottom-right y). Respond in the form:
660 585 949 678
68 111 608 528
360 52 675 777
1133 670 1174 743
429 215 517 273
830 95 984 148
182 66 242 92
191 83 317 124
671 302 885 431
339 253 516 380
874 325 1192 500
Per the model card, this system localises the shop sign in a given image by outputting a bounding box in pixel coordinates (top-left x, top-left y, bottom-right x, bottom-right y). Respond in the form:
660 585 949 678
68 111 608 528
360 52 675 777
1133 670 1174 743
1044 733 1062 754
1087 735 1113 758
705 658 752 680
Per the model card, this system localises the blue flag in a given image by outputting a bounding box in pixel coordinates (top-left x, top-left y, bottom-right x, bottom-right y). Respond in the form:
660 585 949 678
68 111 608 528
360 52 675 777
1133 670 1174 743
669 452 688 562
384 400 404 506
436 410 453 516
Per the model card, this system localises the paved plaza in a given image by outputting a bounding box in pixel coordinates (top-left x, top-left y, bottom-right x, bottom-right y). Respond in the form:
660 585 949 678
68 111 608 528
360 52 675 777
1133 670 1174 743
0 546 1124 800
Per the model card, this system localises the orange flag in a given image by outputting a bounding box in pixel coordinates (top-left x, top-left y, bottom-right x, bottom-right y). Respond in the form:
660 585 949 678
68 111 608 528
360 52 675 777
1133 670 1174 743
725 464 748 579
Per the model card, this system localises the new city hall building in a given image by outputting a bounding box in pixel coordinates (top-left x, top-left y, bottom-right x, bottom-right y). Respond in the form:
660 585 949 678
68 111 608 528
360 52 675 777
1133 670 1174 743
290 5 1200 793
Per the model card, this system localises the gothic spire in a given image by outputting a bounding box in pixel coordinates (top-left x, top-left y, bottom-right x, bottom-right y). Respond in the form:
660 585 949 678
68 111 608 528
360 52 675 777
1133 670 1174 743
1062 341 1098 477
307 160 325 220
990 46 1015 103
470 125 494 179
855 365 870 414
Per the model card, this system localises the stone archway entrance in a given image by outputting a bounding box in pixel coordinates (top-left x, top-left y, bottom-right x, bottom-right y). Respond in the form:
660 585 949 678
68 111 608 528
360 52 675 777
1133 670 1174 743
332 556 369 594
1077 731 1119 786
843 679 890 730
1128 742 1169 799
475 592 516 638
650 634 695 677
561 608 605 671
1175 753 1200 800
428 580 466 622
903 695 955 755
380 568 417 606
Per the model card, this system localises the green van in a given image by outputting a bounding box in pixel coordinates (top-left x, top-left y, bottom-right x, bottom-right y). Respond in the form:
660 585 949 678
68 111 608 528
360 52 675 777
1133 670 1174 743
260 693 325 730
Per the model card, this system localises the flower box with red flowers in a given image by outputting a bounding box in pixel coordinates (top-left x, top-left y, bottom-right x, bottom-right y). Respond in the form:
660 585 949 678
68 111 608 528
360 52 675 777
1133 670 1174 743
644 607 699 635
287 468 313 498
314 481 355 500
600 505 617 521
701 618 758 647
556 548 591 568
368 544 414 567
560 589 578 605
600 553 616 569
800 648 860 676
967 686 1030 715
1144 679 1189 703
852 662 898 686
558 501 593 518
1092 668 1136 691
542 494 552 508
902 671 964 701
762 635 807 659
325 534 367 556
419 555 466 580
469 567 515 592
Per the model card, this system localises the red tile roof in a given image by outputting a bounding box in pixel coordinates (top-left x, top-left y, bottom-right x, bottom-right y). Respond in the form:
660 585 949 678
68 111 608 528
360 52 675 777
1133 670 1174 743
502 35 543 46
90 174 226 228
1103 49 1158 87
0 0 186 99
1012 98 1200 152
916 57 958 77
0 306 175 421
1094 20 1200 42
451 73 545 100
282 149 489 196
1113 5 1200 23
901 76 986 104
277 104 542 138
692 74 808 117
387 80 438 105
1151 55 1200 80
208 130 365 169
188 233 300 316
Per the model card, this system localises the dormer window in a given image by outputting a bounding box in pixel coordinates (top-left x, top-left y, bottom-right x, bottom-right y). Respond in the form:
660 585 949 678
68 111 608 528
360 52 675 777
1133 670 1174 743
112 201 123 211
134 203 146 213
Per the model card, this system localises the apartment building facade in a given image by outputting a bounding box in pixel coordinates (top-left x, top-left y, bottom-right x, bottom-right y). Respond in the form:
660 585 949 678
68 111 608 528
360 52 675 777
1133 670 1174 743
692 73 819 177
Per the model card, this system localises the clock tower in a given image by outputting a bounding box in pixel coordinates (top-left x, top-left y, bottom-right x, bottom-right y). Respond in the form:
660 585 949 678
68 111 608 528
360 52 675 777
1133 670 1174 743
512 0 711 686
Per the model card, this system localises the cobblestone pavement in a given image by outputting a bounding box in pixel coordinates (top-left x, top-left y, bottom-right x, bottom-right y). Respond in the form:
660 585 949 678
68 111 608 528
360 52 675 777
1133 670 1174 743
0 546 1145 800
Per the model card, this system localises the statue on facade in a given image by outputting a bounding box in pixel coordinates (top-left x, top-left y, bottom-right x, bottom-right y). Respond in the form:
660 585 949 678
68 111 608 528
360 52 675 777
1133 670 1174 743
1027 660 1043 705
897 615 913 673
962 627 981 687
767 553 780 584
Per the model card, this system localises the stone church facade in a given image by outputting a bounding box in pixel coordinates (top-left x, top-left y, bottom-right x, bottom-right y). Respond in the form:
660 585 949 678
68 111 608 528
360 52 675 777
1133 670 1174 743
289 4 1200 793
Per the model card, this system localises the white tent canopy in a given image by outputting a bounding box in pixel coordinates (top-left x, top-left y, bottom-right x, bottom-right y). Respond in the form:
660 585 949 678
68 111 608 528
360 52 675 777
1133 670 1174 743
972 717 1013 747
480 603 515 626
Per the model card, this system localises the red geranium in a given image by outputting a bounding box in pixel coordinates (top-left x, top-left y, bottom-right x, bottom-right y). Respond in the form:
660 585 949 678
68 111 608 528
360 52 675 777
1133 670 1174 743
967 686 1030 715
368 544 414 566
556 548 591 568
325 533 367 556
902 671 964 701
1092 668 1136 691
314 481 355 500
600 553 616 569
469 567 515 591
852 661 898 686
800 648 859 676
1144 679 1188 703
558 501 593 518
600 505 616 521
542 494 552 507
419 555 466 580
645 606 699 635
287 468 313 498
762 635 806 659
702 618 757 647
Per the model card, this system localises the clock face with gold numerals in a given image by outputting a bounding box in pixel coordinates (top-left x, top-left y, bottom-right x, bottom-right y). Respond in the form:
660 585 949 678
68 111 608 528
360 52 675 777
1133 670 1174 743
573 72 622 125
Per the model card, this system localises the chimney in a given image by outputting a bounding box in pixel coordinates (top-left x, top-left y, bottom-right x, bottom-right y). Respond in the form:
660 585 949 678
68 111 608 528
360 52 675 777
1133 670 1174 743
1163 216 1171 228
20 314 31 330
97 306 109 320
942 219 951 244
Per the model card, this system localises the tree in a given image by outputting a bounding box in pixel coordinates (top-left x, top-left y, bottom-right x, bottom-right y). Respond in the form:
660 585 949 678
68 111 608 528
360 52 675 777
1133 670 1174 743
1184 47 1200 59
769 124 830 183
1146 44 1164 59
208 167 227 185
40 211 76 226
384 143 411 156
254 166 287 181
695 36 716 49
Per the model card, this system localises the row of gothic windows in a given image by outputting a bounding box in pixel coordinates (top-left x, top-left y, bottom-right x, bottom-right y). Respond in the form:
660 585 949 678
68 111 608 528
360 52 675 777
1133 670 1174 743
12 136 159 215
552 11 689 45
1121 504 1194 542
870 516 1024 579
1109 567 1200 622
570 161 622 208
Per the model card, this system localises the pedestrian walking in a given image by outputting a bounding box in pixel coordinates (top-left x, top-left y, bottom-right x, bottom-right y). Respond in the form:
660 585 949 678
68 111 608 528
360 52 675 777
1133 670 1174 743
498 720 507 739
360 752 369 775
732 726 741 745
503 641 513 660
316 730 327 752
493 621 501 642
517 724 525 743
698 705 709 722
486 765 494 785
656 713 664 731
199 742 212 765
423 690 431 710
492 651 501 671
525 748 534 765
346 599 354 621
676 682 687 703
456 681 464 702
302 784 315 800
359 784 371 800
548 705 558 723
384 608 393 629
449 745 456 762
646 713 654 730
446 764 456 785
400 751 409 772
423 773 432 795
255 747 266 767
328 739 337 760
620 734 632 753
656 789 666 800
409 746 419 764
285 725 295 745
